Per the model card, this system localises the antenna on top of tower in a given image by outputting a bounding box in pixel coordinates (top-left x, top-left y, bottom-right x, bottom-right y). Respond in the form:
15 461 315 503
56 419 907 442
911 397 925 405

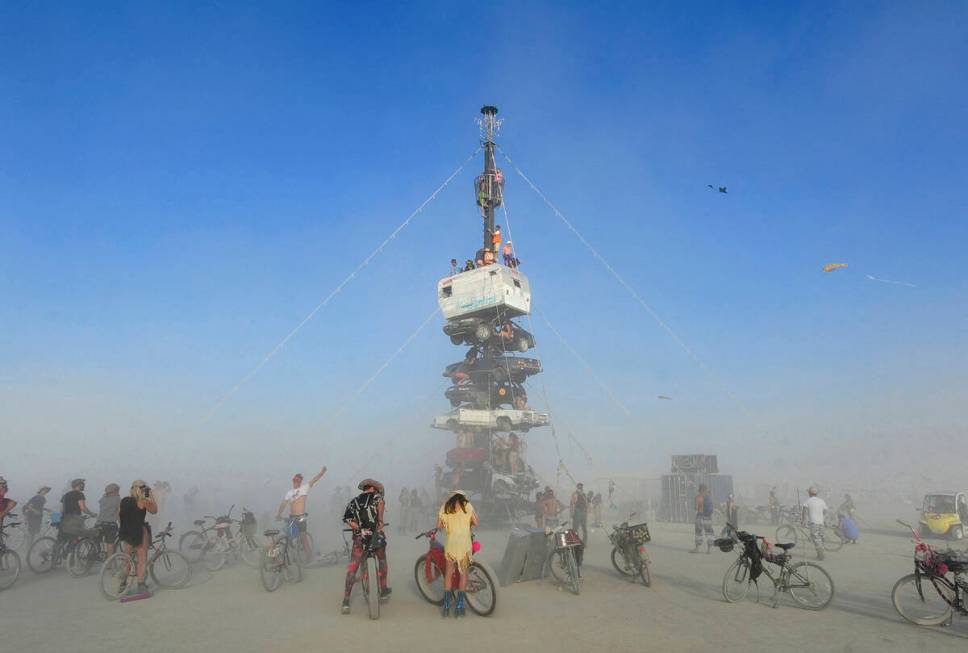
477 105 502 144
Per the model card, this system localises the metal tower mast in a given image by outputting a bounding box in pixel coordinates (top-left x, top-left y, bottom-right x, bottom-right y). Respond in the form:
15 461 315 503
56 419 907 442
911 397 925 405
478 105 501 252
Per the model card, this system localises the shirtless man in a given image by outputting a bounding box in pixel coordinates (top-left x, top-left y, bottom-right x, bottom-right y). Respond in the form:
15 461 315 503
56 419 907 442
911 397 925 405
276 467 327 559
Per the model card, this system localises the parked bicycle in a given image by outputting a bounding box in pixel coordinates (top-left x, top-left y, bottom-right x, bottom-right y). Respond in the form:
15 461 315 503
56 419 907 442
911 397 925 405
413 528 497 616
98 522 191 600
892 519 968 626
316 530 351 567
345 527 389 620
544 520 582 595
0 514 23 590
258 525 303 591
609 513 651 587
179 505 260 570
283 513 315 565
717 528 834 610
775 521 844 552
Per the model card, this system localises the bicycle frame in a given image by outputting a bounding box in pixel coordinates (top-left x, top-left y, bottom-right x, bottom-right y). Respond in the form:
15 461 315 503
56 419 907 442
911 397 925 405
900 519 967 615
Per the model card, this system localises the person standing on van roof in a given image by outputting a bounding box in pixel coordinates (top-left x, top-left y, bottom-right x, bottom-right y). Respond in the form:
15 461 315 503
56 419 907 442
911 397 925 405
491 226 502 255
450 258 458 275
502 241 518 268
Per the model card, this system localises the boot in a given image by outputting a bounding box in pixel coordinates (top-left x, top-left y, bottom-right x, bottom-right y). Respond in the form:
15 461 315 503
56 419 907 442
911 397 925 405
340 597 351 615
441 590 452 618
455 590 466 618
817 549 825 561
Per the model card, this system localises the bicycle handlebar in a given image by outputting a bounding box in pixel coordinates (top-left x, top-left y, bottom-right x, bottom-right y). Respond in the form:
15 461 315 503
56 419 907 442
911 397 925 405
416 528 440 540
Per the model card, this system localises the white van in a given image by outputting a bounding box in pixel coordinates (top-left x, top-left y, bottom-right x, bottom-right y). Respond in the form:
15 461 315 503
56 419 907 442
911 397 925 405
438 265 531 321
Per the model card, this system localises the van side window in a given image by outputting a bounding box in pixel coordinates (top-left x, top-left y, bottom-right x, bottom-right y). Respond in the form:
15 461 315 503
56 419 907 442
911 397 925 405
441 286 453 298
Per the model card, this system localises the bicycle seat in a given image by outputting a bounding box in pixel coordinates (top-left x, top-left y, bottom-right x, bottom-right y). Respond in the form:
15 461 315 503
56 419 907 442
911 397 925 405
775 542 795 551
193 520 205 526
263 529 280 537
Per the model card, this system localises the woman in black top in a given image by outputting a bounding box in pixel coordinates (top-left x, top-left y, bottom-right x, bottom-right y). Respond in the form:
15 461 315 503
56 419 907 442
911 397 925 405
119 480 157 593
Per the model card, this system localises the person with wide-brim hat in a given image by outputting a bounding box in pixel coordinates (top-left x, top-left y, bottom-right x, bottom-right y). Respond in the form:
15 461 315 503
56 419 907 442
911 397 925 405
341 478 390 614
436 489 480 618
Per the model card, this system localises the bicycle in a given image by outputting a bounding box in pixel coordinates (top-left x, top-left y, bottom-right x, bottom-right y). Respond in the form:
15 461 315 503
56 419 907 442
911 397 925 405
892 519 968 626
98 522 191 600
609 512 651 587
2 518 26 551
414 528 497 616
66 523 119 578
27 516 98 575
316 530 351 567
0 515 23 590
717 528 834 610
345 527 389 620
282 513 315 566
259 526 303 592
179 505 261 570
775 521 844 553
544 520 582 595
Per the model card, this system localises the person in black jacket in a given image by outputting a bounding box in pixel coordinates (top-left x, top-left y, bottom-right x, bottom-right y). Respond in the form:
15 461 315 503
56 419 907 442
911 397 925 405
118 480 157 594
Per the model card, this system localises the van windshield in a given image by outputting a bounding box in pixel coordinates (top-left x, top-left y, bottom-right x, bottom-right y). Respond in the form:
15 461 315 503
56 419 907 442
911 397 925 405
924 495 956 513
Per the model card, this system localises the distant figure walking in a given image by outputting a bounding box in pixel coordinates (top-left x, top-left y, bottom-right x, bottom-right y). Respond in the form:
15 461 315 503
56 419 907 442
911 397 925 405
768 488 780 525
570 483 589 545
802 487 828 560
398 488 411 535
691 484 715 554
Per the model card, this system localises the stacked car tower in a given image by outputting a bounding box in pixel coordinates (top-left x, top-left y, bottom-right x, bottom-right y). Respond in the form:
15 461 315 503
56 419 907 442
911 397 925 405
431 106 548 518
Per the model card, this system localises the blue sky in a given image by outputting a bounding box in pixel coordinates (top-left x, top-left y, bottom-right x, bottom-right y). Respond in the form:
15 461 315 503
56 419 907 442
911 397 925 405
2 2 966 491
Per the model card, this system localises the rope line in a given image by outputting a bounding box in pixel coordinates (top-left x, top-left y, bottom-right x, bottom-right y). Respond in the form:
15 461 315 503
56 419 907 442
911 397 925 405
204 147 481 421
537 309 632 417
499 147 745 409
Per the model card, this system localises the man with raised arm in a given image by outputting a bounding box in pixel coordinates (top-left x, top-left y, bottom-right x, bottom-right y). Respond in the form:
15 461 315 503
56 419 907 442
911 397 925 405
276 467 327 560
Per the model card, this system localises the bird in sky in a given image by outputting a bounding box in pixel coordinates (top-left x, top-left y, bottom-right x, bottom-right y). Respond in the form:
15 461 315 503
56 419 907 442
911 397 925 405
707 185 728 194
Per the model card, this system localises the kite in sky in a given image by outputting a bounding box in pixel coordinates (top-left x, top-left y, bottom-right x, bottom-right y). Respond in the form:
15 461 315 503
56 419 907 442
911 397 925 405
822 263 849 273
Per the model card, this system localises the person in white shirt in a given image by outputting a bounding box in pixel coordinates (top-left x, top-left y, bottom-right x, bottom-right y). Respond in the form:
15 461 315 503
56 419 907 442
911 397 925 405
276 467 327 559
801 487 828 560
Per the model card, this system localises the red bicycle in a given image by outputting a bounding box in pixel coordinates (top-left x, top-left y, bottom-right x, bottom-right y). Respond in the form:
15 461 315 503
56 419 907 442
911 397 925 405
414 528 497 616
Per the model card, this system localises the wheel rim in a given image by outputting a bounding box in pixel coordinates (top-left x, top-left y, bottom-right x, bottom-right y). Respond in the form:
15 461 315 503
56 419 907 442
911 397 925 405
722 559 752 602
260 548 282 591
787 562 834 609
99 553 132 600
466 563 496 615
610 546 635 576
179 532 208 563
892 573 954 625
414 554 444 605
366 556 380 619
0 550 21 589
28 537 56 573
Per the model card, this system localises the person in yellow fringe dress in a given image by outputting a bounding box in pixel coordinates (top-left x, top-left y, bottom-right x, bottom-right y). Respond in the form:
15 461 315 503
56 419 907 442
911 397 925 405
436 490 479 618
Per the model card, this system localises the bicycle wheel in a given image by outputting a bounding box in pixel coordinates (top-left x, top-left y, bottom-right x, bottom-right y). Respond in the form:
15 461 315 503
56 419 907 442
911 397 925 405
565 548 581 595
545 550 568 585
259 546 282 592
722 558 754 602
364 555 380 620
892 573 954 626
610 546 635 576
823 527 845 552
99 552 133 600
67 538 98 578
0 550 22 590
775 525 798 545
637 546 652 587
465 561 497 616
295 532 315 566
150 550 192 589
204 536 229 572
787 561 834 610
239 534 261 567
178 530 209 563
27 536 57 574
414 554 445 605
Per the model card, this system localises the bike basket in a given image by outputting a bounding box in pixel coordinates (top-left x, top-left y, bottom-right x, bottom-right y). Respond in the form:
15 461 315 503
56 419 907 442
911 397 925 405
50 511 62 525
714 537 735 553
563 528 582 546
625 522 651 544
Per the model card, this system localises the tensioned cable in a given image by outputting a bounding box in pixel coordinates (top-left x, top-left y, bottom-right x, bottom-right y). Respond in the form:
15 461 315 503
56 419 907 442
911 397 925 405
498 146 745 410
326 306 441 425
536 309 632 417
203 147 481 421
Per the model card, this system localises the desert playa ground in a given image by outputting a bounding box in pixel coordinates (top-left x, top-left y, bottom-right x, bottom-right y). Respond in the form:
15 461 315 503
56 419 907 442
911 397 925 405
3 519 966 653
